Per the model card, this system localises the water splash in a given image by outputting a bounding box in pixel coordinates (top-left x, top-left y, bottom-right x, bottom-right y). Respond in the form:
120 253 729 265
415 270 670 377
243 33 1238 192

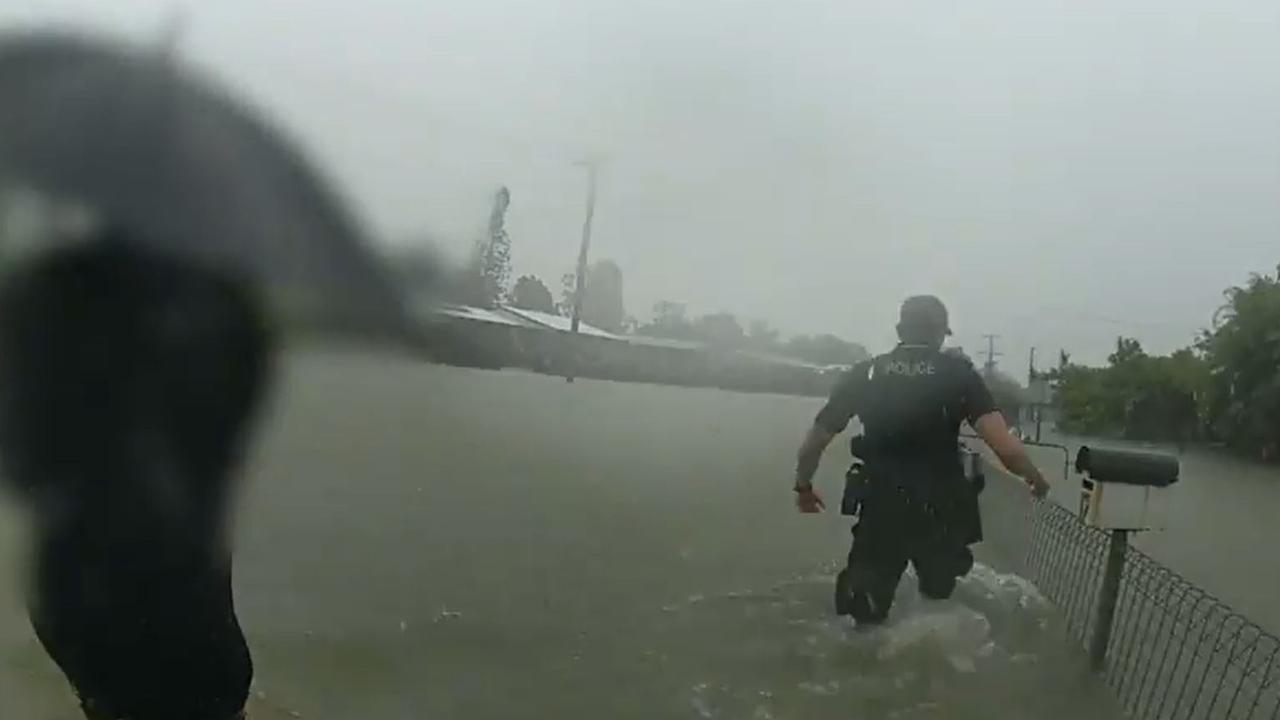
653 562 1116 720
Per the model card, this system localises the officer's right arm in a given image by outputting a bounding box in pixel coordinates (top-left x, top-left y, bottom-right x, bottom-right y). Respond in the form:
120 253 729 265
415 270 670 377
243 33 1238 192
974 412 1050 499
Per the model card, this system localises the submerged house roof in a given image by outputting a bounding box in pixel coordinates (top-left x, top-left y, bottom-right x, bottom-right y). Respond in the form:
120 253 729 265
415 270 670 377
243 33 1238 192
497 306 621 339
423 300 620 338
430 302 538 328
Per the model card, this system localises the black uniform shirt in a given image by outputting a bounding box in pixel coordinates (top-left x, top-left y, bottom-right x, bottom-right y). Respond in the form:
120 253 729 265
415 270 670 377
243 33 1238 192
815 344 997 462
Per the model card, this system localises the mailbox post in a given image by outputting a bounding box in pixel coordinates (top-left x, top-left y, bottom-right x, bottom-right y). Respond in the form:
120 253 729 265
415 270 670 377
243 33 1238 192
1074 446 1180 671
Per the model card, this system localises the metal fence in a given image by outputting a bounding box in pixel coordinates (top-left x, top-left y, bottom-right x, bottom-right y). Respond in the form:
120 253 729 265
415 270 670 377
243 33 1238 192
977 448 1280 720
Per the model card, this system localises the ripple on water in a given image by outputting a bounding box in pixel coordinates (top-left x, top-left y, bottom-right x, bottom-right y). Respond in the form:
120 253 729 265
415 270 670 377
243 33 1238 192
658 562 1120 720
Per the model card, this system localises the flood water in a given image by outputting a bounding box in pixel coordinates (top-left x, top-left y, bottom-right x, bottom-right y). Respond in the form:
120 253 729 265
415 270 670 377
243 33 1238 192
3 350 1122 719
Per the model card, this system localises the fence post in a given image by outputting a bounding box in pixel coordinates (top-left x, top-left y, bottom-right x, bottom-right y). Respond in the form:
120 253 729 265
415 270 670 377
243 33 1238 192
1090 529 1129 671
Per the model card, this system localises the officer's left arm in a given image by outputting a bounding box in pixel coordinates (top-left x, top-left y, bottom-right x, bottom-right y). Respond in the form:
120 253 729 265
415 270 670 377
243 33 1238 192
794 367 865 497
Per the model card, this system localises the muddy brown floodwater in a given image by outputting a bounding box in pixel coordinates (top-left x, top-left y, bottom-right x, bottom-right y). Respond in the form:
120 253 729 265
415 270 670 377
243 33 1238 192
2 350 1122 719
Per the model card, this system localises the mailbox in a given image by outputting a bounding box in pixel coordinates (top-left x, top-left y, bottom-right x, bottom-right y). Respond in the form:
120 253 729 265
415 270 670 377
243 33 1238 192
1075 446 1179 530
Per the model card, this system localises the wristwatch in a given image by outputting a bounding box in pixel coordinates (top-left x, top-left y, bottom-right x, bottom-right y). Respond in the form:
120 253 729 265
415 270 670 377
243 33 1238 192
793 482 814 494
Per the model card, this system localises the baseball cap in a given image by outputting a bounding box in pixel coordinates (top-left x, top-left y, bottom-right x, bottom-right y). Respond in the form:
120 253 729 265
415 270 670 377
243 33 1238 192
898 295 952 336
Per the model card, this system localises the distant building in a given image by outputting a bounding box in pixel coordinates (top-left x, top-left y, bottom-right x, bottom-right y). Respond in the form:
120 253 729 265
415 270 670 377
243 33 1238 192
410 299 841 396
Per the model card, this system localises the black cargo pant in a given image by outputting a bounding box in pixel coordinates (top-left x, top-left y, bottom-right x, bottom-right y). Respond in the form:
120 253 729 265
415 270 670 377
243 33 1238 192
31 553 254 720
835 476 977 624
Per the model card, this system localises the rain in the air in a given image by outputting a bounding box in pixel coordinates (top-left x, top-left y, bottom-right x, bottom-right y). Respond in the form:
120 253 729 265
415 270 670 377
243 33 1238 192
2 2 1279 719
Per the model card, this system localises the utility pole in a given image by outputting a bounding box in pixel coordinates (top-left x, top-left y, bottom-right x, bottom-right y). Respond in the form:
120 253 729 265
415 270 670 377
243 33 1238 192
980 334 1001 379
1028 346 1043 442
566 160 598 382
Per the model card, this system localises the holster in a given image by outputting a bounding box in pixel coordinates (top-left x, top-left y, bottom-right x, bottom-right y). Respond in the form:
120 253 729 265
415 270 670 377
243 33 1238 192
841 462 871 516
960 445 986 495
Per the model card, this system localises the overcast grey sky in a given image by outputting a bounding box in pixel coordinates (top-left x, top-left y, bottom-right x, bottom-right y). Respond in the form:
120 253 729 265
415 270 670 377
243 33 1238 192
6 0 1280 367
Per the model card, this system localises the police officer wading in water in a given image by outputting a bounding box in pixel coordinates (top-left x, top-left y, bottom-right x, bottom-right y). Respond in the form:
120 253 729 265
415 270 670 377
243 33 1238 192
793 296 1051 624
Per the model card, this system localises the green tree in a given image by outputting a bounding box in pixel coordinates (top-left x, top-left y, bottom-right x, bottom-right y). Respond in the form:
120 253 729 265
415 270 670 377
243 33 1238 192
1055 362 1112 434
746 319 781 352
637 301 695 339
1125 349 1207 442
784 334 870 367
555 260 626 331
1198 266 1280 457
463 186 512 307
693 312 745 347
1053 337 1208 442
509 274 556 314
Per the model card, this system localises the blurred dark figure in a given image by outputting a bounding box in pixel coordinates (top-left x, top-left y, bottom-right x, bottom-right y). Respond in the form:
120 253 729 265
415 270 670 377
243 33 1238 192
0 228 274 720
0 30 411 717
